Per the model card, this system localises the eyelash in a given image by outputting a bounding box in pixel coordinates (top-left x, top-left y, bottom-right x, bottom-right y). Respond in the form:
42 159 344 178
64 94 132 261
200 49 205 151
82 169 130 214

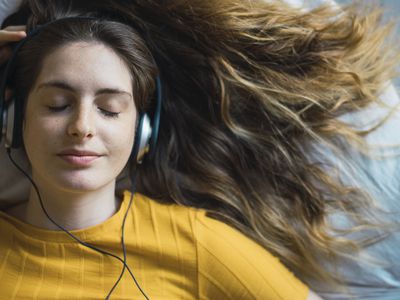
98 108 120 118
48 105 68 112
47 106 120 118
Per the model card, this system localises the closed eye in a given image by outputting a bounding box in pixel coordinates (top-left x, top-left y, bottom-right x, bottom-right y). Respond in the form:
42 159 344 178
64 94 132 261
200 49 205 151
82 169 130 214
48 105 69 112
98 108 120 118
47 105 120 118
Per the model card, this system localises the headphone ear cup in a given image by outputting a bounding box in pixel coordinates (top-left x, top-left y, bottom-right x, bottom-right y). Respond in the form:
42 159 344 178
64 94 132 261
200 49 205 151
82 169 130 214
2 95 22 149
131 113 152 164
131 76 162 164
4 95 24 149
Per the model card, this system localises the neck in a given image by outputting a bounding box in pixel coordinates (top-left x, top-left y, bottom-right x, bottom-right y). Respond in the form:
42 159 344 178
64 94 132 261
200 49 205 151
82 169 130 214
21 181 121 231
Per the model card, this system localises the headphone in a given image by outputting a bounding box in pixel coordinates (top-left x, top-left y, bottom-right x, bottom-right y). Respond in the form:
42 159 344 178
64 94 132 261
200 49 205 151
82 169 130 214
0 16 162 164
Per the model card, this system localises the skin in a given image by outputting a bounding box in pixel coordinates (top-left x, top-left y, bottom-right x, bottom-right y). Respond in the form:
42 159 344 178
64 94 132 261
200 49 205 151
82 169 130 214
7 41 136 230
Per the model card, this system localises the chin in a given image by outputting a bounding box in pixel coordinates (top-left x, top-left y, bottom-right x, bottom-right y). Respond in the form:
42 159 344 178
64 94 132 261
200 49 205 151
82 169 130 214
47 173 116 194
32 165 120 194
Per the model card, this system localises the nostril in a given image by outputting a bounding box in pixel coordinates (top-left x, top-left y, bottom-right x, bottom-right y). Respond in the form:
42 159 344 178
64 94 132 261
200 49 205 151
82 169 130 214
67 116 95 139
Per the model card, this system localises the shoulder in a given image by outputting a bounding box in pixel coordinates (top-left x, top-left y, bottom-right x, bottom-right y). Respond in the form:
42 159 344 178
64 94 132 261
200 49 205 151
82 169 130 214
129 192 200 228
193 211 309 300
126 192 201 250
127 192 309 299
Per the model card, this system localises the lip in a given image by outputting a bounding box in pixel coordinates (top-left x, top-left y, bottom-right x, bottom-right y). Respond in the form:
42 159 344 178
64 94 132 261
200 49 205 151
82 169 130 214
58 149 102 156
57 149 102 166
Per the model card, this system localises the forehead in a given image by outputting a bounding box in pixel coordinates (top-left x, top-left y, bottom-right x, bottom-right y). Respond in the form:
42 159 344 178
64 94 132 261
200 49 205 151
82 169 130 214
34 42 132 93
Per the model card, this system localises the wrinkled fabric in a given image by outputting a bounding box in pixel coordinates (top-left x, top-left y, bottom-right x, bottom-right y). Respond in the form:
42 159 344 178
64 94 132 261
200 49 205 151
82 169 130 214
306 83 400 299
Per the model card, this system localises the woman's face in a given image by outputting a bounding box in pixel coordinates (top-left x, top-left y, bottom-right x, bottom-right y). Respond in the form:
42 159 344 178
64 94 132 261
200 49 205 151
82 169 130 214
23 42 136 192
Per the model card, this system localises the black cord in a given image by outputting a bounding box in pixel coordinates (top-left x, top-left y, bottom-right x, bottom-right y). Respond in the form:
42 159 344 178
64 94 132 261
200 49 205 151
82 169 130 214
105 171 149 300
6 148 150 300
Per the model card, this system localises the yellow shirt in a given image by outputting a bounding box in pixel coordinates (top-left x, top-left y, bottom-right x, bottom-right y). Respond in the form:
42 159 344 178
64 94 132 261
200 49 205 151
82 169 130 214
0 191 308 299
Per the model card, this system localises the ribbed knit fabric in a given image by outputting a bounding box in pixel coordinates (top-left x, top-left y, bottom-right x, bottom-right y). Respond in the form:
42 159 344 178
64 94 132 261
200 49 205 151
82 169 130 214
0 191 308 299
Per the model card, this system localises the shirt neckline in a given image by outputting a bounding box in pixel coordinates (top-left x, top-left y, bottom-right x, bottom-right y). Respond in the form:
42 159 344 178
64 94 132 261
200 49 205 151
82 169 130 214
0 190 133 243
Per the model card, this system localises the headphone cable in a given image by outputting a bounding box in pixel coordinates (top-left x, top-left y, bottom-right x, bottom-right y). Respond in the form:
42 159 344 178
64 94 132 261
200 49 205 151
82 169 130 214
6 148 150 300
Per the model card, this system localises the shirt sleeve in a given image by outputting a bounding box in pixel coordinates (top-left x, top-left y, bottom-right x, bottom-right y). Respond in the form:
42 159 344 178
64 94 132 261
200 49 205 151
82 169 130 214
194 210 309 300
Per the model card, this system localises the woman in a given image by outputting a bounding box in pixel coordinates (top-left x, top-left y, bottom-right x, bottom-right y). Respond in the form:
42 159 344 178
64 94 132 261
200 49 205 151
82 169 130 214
0 2 322 299
1 0 399 299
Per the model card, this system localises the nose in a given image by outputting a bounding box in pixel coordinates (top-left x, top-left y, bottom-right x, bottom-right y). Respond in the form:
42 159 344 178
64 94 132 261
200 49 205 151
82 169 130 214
67 104 96 139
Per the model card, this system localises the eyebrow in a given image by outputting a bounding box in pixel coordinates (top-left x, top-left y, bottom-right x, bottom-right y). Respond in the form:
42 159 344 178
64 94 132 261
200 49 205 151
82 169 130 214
36 80 132 98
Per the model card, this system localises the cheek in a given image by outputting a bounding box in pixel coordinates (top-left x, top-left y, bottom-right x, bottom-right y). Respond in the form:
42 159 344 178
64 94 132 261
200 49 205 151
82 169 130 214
103 119 136 157
23 115 65 156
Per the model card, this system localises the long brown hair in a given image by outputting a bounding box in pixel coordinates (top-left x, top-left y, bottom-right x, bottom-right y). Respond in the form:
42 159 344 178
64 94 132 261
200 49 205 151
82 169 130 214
8 0 400 285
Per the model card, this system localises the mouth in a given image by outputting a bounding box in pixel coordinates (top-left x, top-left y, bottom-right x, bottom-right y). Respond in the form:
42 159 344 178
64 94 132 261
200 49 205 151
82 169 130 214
57 150 103 166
